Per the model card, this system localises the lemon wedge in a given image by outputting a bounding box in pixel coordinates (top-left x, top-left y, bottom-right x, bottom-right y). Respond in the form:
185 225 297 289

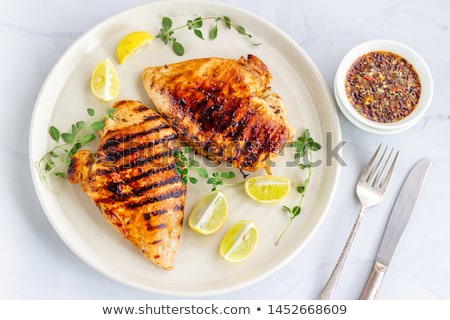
188 191 228 235
219 220 259 263
244 176 291 204
90 58 120 102
116 31 154 64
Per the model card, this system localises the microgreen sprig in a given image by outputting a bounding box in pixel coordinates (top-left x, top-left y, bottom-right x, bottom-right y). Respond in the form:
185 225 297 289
37 107 115 192
276 129 321 246
174 146 236 191
156 16 260 56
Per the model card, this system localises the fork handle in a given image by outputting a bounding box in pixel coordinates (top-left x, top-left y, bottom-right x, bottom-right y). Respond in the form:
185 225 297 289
319 207 366 300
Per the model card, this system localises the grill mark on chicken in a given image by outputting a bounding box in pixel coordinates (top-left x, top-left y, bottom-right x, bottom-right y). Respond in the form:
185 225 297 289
144 114 163 122
105 163 176 191
92 150 175 178
144 204 184 221
93 157 176 178
107 175 182 200
127 188 187 209
147 223 167 231
103 133 177 162
115 150 175 171
68 100 186 270
133 175 182 196
100 123 171 150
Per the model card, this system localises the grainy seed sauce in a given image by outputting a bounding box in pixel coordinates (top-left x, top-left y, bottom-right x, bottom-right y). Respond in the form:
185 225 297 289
345 51 421 123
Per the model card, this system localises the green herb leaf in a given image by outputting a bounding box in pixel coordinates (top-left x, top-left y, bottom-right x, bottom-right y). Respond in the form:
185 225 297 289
220 171 236 179
54 172 66 178
236 25 246 35
304 129 311 139
68 142 82 158
189 177 198 184
197 167 208 178
222 16 232 29
194 29 204 39
90 121 105 131
162 17 173 31
209 26 218 40
292 206 301 217
61 133 75 143
192 17 203 28
75 121 85 129
87 108 95 116
282 205 292 214
106 108 116 119
49 126 60 142
309 142 321 151
172 41 185 56
80 133 96 145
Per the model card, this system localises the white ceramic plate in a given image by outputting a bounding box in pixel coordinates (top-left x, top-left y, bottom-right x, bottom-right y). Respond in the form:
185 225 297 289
29 0 341 297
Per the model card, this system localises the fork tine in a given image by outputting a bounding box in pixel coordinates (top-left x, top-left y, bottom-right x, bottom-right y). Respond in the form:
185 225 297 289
367 146 388 185
359 144 382 181
373 148 393 187
379 150 399 190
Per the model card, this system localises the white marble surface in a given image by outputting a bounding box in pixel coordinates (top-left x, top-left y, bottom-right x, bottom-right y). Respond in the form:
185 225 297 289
1 0 449 299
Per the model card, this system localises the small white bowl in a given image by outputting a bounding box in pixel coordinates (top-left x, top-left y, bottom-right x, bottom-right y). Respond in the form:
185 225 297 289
334 39 433 134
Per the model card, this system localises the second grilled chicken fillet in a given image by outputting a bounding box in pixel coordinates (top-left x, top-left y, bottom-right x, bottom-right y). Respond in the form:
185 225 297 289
68 100 186 270
141 55 295 173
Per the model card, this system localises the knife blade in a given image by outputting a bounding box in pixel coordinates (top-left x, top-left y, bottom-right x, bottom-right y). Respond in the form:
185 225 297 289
359 157 432 300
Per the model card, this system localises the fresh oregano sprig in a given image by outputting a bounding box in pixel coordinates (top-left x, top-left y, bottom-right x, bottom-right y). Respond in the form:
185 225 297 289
37 107 116 192
276 129 321 246
174 146 236 191
156 15 260 56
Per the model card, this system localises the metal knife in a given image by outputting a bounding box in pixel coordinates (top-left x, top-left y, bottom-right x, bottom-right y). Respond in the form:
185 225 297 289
359 158 432 300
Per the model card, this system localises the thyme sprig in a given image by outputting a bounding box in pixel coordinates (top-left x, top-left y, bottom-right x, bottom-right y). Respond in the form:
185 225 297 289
37 107 115 192
156 16 260 56
174 146 236 191
276 129 321 246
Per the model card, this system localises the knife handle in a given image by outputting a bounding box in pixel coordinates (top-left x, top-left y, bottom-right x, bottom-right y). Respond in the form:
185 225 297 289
359 261 387 300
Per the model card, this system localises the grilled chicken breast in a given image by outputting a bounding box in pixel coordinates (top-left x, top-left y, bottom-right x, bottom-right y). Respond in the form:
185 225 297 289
141 55 295 173
68 100 186 270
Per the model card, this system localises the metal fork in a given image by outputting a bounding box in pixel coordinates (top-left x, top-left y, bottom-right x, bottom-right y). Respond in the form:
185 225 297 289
319 144 399 300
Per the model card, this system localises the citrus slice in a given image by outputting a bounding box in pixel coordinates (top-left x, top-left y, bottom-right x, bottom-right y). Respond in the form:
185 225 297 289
116 31 154 64
219 220 259 263
244 175 291 203
90 58 120 101
188 191 228 235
